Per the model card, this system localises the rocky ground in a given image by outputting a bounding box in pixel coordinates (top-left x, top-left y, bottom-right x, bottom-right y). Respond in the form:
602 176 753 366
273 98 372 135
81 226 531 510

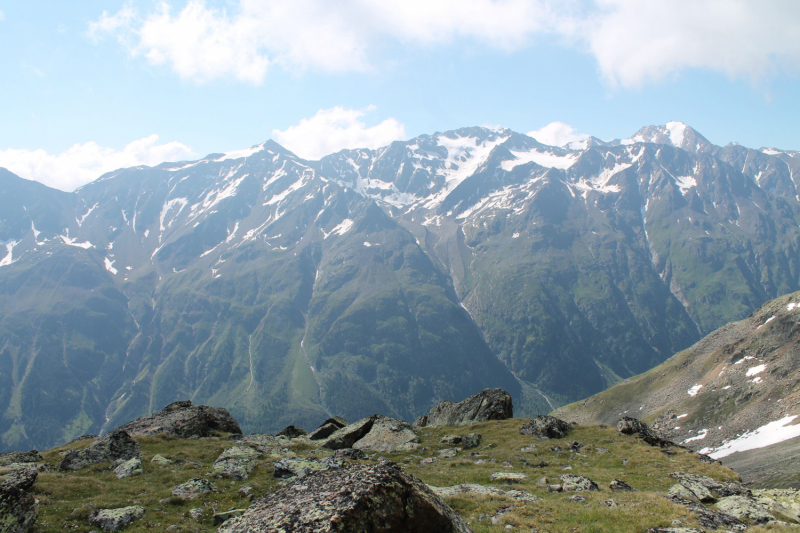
2 392 800 533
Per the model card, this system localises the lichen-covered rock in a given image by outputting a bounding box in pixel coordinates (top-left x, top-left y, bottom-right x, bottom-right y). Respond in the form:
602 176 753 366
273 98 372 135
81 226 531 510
440 435 462 445
490 472 527 483
59 430 141 471
308 418 348 441
414 415 429 427
213 446 261 480
213 509 246 526
669 484 700 502
88 506 145 532
617 417 673 447
150 454 174 465
0 468 38 533
273 458 334 479
432 484 540 503
321 415 381 450
610 478 636 492
560 474 599 492
112 457 142 479
753 489 800 524
423 389 513 427
462 433 482 449
679 500 746 532
669 472 749 502
114 400 241 438
0 452 41 468
519 415 571 439
333 448 365 460
276 426 307 439
218 461 472 533
171 478 217 500
352 417 419 453
716 495 774 524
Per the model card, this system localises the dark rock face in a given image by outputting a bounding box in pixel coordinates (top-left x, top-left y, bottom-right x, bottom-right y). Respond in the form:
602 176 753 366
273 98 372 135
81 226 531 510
422 389 513 427
308 423 341 441
275 426 307 439
218 461 472 533
617 417 673 447
0 468 38 533
59 430 141 471
114 400 242 438
519 415 571 439
322 416 381 450
352 417 419 453
0 452 41 468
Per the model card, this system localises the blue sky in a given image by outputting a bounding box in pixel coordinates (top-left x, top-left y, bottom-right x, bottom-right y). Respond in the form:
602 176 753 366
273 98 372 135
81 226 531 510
1 0 799 191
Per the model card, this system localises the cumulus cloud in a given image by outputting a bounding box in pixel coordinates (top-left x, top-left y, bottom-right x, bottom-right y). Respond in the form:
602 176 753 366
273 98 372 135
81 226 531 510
0 135 194 192
272 106 406 160
89 0 800 89
527 121 589 147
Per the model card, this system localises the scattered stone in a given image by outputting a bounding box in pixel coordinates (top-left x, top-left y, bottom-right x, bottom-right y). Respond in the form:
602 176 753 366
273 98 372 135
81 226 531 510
212 446 261 480
490 505 513 525
333 448 365 460
568 495 587 503
716 495 774 524
617 417 673 447
238 486 254 501
421 388 513 427
520 445 537 453
440 435 462 445
112 457 143 479
519 415 571 439
696 454 720 465
595 446 609 454
569 441 584 453
439 449 458 459
213 509 247 526
622 459 629 466
490 472 527 483
352 417 419 453
662 449 677 456
0 468 38 533
114 400 242 438
535 476 548 486
171 478 217 500
432 484 540 503
273 458 333 479
530 460 547 468
561 474 599 492
150 454 174 465
88 506 146 532
605 499 619 508
276 426 307 439
462 433 482 449
0 452 41 468
217 461 471 533
551 446 563 452
547 485 563 492
188 508 203 520
610 478 636 492
753 489 800 523
59 430 141 471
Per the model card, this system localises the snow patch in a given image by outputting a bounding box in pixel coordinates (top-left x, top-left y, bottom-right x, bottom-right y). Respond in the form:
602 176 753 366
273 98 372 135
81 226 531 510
666 121 688 147
735 356 755 365
0 240 20 267
104 257 117 275
676 414 688 419
59 235 93 249
747 364 767 377
701 416 800 459
323 219 354 239
787 303 800 311
758 316 776 329
500 149 577 171
216 142 265 162
687 384 703 396
674 175 697 195
682 428 708 444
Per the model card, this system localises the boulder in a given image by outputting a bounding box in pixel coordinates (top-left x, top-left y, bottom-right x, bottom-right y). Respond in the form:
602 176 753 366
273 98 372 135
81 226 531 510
716 495 774 524
150 454 174 465
609 478 636 492
321 415 381 450
432 484 540 503
59 430 141 471
171 478 217 500
677 500 746 532
0 468 38 533
617 417 673 447
217 461 472 533
308 418 348 441
0 452 41 468
352 417 419 453
561 474 599 492
213 509 247 526
276 426 307 439
88 506 146 532
273 458 340 479
519 415 571 439
462 433 482 449
753 489 800 523
422 389 513 427
213 446 261 480
440 435 462 445
112 457 143 479
414 416 429 427
669 472 750 501
114 400 242 438
490 473 527 483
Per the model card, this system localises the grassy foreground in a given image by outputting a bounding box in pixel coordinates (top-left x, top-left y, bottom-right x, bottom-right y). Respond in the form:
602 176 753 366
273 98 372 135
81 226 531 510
22 419 800 533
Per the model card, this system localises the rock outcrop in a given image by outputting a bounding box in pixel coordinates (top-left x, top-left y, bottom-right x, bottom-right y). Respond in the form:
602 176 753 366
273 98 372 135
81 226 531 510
716 495 774 524
617 417 673 448
352 417 419 453
212 446 261 480
273 458 342 479
171 479 217 500
114 400 241 438
88 506 146 532
419 389 512 427
519 415 572 439
59 430 141 471
0 452 41 468
0 468 38 533
218 461 472 533
112 457 143 479
321 416 379 450
275 426 307 439
560 474 599 492
308 418 348 441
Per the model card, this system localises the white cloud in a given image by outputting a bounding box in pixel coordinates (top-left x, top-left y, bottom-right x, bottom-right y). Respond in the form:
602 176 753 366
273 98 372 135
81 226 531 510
0 135 194 192
90 0 800 89
272 106 406 160
585 0 800 88
0 10 5 21
527 122 589 147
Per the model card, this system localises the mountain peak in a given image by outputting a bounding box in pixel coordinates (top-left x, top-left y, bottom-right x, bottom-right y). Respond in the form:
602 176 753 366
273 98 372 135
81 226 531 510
623 122 712 154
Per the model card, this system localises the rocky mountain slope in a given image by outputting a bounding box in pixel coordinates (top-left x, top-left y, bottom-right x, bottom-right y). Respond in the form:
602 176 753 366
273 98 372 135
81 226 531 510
553 289 800 487
2 122 800 451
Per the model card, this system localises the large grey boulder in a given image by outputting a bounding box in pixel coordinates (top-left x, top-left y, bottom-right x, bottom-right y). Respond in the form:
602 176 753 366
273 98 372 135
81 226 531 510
669 472 750 502
420 389 512 427
212 446 261 480
171 478 217 500
519 415 571 439
114 400 241 438
321 415 381 450
0 468 38 533
308 417 348 441
617 417 673 447
560 474 599 492
218 461 472 533
112 457 143 479
88 506 146 532
352 417 419 453
716 495 774 524
59 430 141 471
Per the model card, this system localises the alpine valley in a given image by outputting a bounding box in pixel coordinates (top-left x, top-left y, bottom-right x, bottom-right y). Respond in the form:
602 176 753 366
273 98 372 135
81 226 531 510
2 122 800 453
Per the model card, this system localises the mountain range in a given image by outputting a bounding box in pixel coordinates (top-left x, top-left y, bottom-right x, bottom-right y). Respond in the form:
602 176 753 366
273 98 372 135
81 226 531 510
2 121 800 452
